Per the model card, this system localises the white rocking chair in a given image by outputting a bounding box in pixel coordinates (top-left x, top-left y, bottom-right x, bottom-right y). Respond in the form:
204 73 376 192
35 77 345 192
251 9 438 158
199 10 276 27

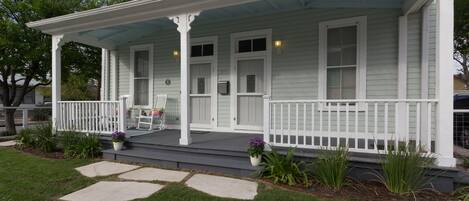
137 94 167 131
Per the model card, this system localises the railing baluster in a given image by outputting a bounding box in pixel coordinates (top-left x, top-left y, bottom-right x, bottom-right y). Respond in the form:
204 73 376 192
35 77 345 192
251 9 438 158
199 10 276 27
346 103 349 147
427 102 432 154
354 102 358 150
287 103 291 145
295 103 299 146
406 102 410 145
319 102 323 146
303 103 306 146
280 104 284 144
374 103 378 152
327 102 331 148
273 103 276 144
416 102 421 151
384 103 389 153
394 102 399 151
365 102 369 150
311 103 315 147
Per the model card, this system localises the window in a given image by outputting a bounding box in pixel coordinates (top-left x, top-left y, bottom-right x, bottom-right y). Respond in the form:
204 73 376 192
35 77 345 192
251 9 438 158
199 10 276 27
130 45 153 107
191 44 214 57
197 78 205 94
237 38 266 53
319 16 367 100
246 75 256 93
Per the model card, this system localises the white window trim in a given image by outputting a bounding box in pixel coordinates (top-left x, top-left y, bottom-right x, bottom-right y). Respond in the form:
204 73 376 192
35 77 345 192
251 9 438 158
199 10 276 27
230 29 272 131
190 36 218 129
318 16 367 105
129 44 154 108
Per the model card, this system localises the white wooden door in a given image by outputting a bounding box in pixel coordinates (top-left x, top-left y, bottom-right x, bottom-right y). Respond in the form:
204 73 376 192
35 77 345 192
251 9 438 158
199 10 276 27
235 59 264 130
190 63 213 128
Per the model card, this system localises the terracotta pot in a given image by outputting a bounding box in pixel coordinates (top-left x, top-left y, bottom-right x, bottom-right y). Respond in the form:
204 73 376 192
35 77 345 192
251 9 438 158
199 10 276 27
113 141 124 151
250 155 262 166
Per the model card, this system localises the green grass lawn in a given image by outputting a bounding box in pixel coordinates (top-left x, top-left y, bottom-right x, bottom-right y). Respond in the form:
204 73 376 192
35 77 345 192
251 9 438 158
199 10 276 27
0 148 328 201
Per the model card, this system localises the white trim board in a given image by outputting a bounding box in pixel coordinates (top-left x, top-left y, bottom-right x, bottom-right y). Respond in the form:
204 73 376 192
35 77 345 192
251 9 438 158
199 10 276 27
318 16 367 101
190 36 218 130
230 29 272 132
129 44 154 108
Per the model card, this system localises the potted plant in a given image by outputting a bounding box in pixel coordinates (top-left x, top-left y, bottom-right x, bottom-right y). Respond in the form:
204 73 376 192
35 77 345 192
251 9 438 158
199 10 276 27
111 131 126 151
248 137 265 166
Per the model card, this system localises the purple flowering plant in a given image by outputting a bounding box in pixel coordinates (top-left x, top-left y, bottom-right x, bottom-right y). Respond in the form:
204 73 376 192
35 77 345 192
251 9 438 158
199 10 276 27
112 131 126 143
248 137 265 157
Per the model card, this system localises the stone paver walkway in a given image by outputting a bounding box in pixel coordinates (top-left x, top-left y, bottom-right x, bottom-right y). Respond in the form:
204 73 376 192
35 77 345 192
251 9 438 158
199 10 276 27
75 161 140 177
70 161 258 200
60 181 163 201
185 174 258 200
0 140 16 147
118 167 190 182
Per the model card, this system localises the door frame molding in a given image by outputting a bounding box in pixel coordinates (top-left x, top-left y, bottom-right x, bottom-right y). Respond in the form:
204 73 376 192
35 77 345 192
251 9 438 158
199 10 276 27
190 36 218 129
230 29 272 131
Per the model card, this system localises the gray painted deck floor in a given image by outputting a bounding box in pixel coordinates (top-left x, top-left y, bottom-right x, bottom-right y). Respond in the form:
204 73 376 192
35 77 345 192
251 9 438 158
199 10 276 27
128 129 262 152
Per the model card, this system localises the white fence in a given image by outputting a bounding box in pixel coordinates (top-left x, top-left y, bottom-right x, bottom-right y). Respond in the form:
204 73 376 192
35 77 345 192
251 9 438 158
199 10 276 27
263 97 438 154
0 106 52 129
56 97 127 134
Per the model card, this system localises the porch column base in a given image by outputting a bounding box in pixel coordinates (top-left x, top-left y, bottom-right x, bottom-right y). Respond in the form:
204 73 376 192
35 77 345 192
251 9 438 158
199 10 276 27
436 157 456 168
179 136 192 146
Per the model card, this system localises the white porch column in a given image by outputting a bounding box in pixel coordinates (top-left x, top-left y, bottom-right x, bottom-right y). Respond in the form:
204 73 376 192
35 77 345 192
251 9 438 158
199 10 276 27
435 0 456 167
51 35 65 132
100 49 110 101
170 12 199 145
397 15 408 140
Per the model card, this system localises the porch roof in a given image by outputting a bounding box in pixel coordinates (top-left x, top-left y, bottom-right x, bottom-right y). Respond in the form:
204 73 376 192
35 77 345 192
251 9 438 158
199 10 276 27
27 0 427 49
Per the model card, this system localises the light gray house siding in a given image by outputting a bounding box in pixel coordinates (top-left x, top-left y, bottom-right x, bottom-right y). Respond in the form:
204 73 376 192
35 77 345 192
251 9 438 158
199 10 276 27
110 7 435 129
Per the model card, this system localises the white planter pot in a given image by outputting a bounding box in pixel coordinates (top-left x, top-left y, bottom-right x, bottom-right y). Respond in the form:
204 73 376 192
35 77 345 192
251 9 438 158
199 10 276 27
113 142 124 151
250 155 262 167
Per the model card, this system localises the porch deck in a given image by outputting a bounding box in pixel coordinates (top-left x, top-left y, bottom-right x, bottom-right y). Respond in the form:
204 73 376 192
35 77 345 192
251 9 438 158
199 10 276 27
126 130 261 152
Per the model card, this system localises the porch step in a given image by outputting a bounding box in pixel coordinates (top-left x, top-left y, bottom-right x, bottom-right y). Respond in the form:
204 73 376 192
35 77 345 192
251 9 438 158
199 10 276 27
102 145 260 177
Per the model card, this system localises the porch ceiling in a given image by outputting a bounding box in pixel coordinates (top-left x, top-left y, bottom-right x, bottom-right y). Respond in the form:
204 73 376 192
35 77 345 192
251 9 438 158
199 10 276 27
29 0 411 49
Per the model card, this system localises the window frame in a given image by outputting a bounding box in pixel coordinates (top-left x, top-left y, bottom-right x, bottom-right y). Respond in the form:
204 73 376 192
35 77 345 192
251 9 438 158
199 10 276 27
318 16 367 103
129 44 154 108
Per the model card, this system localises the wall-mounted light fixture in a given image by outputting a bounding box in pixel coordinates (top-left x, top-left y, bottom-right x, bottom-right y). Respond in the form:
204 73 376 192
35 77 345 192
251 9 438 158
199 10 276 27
173 49 180 57
274 40 283 48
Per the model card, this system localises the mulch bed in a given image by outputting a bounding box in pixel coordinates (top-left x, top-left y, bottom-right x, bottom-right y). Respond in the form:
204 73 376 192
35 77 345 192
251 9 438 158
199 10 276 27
259 178 457 201
15 146 65 160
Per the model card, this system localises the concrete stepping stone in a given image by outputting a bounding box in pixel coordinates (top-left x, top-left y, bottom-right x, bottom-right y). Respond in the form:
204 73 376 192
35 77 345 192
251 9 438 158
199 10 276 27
118 167 190 182
60 181 163 201
185 174 258 200
0 140 16 147
76 161 140 177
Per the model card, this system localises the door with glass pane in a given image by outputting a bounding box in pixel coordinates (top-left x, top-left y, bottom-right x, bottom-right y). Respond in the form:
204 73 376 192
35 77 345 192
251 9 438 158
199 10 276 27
235 59 264 130
190 63 212 128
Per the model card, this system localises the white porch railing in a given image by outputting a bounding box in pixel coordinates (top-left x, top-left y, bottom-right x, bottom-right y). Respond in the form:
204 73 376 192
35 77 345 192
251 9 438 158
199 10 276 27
56 97 127 134
263 97 438 154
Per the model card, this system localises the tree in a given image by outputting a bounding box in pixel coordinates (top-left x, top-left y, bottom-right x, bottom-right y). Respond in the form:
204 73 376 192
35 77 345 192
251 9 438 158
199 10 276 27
0 0 127 135
455 0 469 88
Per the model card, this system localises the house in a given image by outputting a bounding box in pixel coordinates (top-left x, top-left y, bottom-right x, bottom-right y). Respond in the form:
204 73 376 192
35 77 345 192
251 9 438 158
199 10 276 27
27 0 456 170
0 77 47 106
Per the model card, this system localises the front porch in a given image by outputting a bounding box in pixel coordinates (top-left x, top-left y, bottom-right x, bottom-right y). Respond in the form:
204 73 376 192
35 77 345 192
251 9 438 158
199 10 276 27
27 0 456 167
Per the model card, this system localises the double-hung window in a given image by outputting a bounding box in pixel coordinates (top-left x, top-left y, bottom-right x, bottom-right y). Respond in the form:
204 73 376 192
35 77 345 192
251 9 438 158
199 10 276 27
130 45 153 107
319 16 367 100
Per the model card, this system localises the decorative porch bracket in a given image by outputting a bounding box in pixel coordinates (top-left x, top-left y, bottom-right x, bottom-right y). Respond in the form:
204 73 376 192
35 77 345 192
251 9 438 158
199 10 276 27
51 34 67 132
170 12 200 145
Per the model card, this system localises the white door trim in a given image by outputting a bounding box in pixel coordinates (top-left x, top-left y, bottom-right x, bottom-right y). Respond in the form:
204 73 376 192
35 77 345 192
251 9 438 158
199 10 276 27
230 29 272 132
190 36 218 129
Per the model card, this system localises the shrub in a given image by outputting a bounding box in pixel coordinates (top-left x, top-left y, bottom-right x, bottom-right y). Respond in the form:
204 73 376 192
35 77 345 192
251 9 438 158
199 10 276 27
61 131 101 159
378 146 434 195
313 147 348 190
248 137 265 157
259 148 308 186
18 124 56 152
463 158 469 169
453 186 469 201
